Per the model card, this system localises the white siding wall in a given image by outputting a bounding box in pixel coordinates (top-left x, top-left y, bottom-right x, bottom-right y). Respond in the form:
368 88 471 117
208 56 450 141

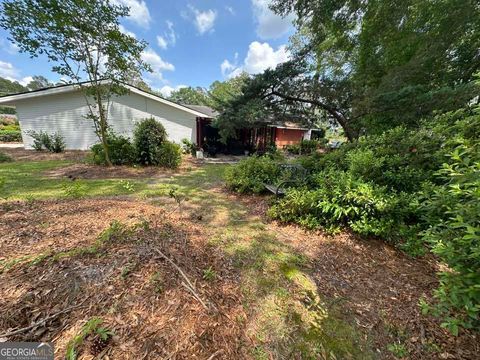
16 89 197 150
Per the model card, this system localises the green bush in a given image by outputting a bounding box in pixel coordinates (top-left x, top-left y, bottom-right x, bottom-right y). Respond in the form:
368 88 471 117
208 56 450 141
419 141 480 334
299 139 319 154
0 151 13 163
268 169 415 238
0 129 22 142
156 141 182 169
264 107 480 332
133 118 167 165
28 130 65 152
225 156 281 194
181 138 197 156
91 133 136 165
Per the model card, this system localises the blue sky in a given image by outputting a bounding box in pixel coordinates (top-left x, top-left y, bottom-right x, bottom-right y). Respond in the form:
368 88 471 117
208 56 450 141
0 0 295 96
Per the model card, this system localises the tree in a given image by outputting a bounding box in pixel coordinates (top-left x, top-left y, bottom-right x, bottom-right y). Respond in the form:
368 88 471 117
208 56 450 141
218 0 479 141
208 72 249 110
26 75 53 90
1 0 150 165
168 86 210 106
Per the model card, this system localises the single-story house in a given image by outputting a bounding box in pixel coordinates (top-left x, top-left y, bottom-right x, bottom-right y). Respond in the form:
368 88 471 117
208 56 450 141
0 82 323 153
0 82 214 150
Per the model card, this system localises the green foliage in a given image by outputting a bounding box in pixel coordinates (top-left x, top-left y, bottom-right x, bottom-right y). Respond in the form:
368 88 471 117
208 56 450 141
28 131 65 152
419 141 480 333
0 152 13 163
91 133 135 165
268 169 413 239
0 129 21 142
62 181 86 199
0 0 150 165
133 118 167 165
168 86 211 106
225 156 281 194
387 343 408 358
202 266 217 281
285 140 320 155
66 317 113 360
157 141 182 169
267 107 480 332
181 138 197 156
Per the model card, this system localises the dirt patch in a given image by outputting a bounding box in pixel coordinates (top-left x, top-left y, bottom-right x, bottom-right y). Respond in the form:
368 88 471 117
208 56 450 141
0 199 248 359
232 192 478 360
41 159 201 180
0 148 88 162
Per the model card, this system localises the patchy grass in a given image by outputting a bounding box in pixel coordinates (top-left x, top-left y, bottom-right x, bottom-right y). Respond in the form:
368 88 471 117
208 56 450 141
0 159 226 201
1 158 373 358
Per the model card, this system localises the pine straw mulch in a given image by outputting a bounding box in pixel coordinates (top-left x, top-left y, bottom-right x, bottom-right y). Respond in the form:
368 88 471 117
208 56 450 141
0 198 249 359
0 148 88 162
232 192 479 360
41 159 202 180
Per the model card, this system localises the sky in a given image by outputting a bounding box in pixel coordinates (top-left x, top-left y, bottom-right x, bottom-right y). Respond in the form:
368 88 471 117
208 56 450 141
0 0 295 96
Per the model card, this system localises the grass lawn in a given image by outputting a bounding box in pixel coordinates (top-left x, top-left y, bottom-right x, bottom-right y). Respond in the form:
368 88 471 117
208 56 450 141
1 154 471 359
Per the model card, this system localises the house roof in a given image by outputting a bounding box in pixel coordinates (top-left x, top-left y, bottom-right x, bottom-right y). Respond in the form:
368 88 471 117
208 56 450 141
183 104 218 118
0 81 215 119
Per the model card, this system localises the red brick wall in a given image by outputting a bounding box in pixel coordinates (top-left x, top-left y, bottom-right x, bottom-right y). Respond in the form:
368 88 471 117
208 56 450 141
274 128 306 147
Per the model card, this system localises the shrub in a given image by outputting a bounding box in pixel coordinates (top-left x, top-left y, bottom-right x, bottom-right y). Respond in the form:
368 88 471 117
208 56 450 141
133 118 167 165
419 141 480 334
181 138 197 156
50 132 66 153
28 130 65 152
156 141 182 169
0 130 22 142
91 133 135 165
299 139 319 154
0 152 13 163
284 144 300 155
263 107 480 333
225 156 281 194
268 169 415 238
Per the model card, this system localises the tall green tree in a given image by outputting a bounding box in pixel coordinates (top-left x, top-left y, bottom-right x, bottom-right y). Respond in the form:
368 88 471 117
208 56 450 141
26 75 53 90
1 0 150 165
218 0 480 141
168 86 210 106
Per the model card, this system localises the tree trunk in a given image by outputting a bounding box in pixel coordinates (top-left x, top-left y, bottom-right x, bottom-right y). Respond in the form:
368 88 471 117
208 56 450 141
96 97 112 166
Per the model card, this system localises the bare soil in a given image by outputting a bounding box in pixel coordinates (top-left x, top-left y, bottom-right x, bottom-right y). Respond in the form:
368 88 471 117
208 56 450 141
0 199 248 359
0 148 88 162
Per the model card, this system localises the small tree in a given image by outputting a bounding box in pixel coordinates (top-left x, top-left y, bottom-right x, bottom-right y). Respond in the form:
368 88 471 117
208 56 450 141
0 0 150 165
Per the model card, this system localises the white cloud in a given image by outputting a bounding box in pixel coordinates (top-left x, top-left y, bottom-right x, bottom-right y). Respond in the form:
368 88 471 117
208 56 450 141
221 41 290 78
157 36 168 49
0 61 34 86
112 0 151 28
225 6 235 15
119 25 137 38
220 59 235 77
159 84 187 97
186 5 217 35
0 38 19 55
251 0 294 39
244 41 290 73
156 21 176 50
0 60 19 79
141 48 174 82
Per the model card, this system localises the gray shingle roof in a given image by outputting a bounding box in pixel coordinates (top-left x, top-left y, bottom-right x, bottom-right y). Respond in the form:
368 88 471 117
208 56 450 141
183 105 218 118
